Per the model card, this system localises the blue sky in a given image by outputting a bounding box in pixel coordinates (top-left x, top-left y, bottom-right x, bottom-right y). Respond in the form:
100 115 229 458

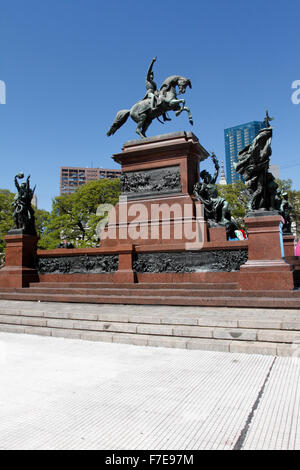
0 0 299 211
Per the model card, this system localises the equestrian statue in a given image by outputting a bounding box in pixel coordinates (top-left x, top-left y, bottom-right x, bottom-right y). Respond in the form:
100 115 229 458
107 57 193 138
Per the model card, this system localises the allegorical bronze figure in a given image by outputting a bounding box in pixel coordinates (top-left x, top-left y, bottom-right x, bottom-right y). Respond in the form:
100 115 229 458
234 126 276 212
11 173 37 235
233 111 283 213
193 153 236 230
107 57 193 138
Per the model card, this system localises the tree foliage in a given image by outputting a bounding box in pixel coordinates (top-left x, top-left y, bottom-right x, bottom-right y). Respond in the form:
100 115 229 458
38 178 121 249
217 181 248 227
0 189 14 253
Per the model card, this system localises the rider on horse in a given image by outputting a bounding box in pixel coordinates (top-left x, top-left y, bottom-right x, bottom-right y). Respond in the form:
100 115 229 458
107 59 193 138
144 57 158 110
143 57 171 122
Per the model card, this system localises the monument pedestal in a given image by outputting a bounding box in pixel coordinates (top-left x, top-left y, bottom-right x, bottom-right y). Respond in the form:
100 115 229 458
101 132 209 248
238 215 294 291
0 234 39 288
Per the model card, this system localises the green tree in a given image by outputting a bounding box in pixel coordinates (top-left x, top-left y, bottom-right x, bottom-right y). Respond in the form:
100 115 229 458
39 178 121 249
35 208 51 238
0 189 14 252
217 181 248 227
275 178 293 192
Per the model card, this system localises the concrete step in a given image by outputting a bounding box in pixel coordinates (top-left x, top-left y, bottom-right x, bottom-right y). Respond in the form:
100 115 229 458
0 305 299 328
0 299 299 357
1 311 300 337
0 318 298 358
0 290 300 308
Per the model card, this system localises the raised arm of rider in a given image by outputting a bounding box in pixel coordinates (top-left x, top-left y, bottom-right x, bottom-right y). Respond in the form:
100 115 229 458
14 176 20 191
146 57 157 81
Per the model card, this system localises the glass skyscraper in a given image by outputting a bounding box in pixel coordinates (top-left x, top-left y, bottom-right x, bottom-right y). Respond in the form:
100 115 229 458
224 121 265 184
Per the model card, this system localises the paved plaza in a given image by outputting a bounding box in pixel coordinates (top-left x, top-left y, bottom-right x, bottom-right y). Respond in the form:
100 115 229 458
0 328 299 450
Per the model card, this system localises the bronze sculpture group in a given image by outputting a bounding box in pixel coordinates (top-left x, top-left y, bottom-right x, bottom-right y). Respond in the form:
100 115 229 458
106 58 294 236
194 113 294 235
233 113 293 232
10 62 294 240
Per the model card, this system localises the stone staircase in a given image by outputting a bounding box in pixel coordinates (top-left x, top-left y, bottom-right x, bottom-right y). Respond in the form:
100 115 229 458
0 281 300 308
0 286 300 356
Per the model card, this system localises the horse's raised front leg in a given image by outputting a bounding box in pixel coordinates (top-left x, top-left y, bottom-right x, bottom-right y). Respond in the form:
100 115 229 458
170 99 193 125
182 106 193 125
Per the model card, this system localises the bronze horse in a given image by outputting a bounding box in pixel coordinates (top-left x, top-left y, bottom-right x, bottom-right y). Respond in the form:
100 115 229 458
107 75 193 138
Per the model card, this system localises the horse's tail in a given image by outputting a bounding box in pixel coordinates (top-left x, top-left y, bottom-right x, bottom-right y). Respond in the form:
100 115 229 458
107 109 130 136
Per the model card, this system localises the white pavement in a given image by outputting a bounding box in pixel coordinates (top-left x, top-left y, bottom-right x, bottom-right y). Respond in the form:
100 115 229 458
0 331 299 450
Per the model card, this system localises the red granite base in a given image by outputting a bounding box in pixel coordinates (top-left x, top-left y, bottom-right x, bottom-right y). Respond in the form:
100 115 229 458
39 273 115 283
100 194 208 248
283 234 296 257
208 226 227 243
0 266 39 288
239 261 294 291
238 215 295 291
0 135 298 296
0 234 39 288
101 132 209 249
